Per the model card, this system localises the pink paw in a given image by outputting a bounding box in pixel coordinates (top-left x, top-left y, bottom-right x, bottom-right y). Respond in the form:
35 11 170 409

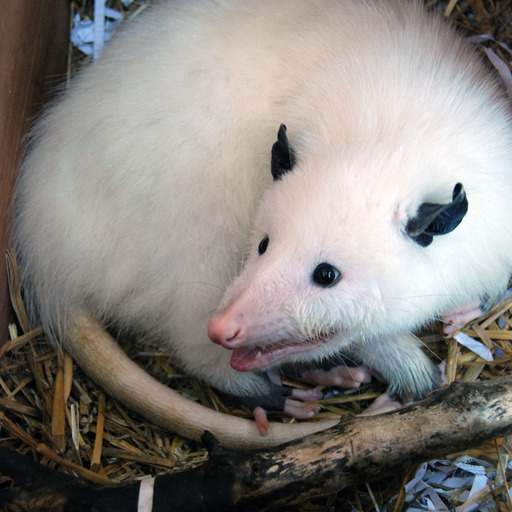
360 362 446 416
360 393 403 415
300 365 372 388
442 301 482 336
252 386 323 435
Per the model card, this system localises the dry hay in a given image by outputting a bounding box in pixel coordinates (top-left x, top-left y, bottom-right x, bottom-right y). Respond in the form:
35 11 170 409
1 1 512 511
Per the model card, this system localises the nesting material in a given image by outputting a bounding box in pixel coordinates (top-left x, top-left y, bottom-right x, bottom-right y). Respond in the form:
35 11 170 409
2 1 512 510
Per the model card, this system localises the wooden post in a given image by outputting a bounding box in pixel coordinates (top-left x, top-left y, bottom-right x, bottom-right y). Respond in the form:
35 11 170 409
0 1 70 343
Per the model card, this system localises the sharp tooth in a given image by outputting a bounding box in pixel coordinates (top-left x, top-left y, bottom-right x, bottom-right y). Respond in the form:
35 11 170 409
256 351 262 359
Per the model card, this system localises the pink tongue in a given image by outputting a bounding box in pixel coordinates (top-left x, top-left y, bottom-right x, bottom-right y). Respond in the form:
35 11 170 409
230 340 324 372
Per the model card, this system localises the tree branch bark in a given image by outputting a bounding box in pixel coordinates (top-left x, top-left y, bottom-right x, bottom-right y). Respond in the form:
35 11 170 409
1 376 512 512
219 375 512 510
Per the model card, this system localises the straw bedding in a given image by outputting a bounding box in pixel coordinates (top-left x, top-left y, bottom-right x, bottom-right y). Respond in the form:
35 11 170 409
1 1 512 510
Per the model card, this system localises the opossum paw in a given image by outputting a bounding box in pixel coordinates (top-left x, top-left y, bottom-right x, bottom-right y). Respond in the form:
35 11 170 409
361 363 446 415
386 361 442 404
290 386 324 402
359 393 403 415
221 379 323 435
283 386 323 417
442 301 482 336
300 365 372 388
363 363 446 415
282 398 320 418
252 390 322 435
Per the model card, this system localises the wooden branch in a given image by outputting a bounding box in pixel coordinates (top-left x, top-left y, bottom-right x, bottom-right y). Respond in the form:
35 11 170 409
1 376 512 512
221 375 512 510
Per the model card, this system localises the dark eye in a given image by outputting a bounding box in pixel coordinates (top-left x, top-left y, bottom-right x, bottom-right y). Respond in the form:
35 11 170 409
258 236 269 255
313 263 341 287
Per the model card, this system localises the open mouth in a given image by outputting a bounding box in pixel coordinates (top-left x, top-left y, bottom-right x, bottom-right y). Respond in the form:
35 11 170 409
230 333 334 372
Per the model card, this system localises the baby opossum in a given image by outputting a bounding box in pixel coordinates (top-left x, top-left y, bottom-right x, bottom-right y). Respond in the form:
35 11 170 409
12 0 512 445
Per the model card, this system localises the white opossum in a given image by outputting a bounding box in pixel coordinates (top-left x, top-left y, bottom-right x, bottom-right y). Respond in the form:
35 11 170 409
12 0 512 446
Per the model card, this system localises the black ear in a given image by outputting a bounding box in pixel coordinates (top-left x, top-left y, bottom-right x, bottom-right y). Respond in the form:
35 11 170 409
271 124 296 181
405 183 468 247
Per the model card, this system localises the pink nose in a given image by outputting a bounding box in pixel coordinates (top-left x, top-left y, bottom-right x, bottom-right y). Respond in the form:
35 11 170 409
207 311 247 349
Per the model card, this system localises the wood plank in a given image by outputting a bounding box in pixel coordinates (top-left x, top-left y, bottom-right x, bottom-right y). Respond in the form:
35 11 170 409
0 0 70 343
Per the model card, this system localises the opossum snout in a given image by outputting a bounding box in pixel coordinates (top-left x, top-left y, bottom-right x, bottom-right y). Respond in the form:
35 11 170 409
208 311 247 349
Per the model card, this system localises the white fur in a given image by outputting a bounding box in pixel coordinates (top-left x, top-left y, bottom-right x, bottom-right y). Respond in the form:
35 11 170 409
12 0 512 400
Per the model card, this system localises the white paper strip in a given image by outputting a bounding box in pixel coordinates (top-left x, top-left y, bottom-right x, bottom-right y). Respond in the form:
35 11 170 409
93 0 106 61
138 477 155 512
454 332 493 361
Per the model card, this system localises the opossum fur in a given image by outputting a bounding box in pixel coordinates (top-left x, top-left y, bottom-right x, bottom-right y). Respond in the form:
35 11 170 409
12 0 512 423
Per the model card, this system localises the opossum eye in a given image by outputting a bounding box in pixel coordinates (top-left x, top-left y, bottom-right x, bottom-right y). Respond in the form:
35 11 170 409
271 124 296 181
313 263 341 287
406 183 468 247
258 236 269 255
